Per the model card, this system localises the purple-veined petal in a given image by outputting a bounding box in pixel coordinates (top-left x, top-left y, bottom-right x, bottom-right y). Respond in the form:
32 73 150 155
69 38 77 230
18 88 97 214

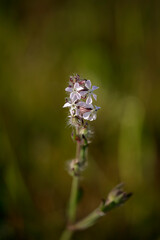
92 86 99 91
70 92 76 100
65 87 73 92
70 93 77 102
86 95 92 105
92 93 97 100
63 102 71 108
83 112 91 120
85 80 91 89
76 92 81 100
80 91 88 96
72 94 78 102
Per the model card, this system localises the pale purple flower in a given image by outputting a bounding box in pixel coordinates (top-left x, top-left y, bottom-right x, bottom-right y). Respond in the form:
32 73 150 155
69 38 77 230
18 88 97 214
77 101 93 109
83 105 100 121
65 83 83 102
80 80 99 104
77 102 94 116
64 75 100 121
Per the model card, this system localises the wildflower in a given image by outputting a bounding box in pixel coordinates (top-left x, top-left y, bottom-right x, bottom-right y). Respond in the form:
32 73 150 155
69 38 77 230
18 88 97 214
61 75 132 239
64 74 100 122
63 100 79 116
80 80 99 104
83 106 101 121
65 83 84 102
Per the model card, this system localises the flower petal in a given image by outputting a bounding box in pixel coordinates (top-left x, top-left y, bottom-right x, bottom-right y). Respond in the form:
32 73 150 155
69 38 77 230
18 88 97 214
70 92 74 98
86 96 92 105
76 92 81 100
77 86 84 91
89 117 93 121
92 86 99 91
85 103 94 109
74 82 83 91
74 82 80 89
77 101 85 107
72 95 78 102
85 80 91 89
63 102 71 108
70 92 77 101
92 113 97 120
92 93 97 100
83 112 91 120
65 87 73 92
80 91 88 96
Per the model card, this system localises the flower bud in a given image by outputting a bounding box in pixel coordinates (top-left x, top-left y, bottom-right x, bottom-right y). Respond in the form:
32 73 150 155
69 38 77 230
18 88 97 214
106 183 132 206
100 183 132 214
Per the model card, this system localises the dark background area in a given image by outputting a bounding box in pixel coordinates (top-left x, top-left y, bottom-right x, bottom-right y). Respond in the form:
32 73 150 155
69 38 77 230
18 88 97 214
0 0 160 239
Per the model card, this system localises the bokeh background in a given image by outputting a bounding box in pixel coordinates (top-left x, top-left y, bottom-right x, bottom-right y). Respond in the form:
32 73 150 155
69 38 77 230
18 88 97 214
0 0 160 239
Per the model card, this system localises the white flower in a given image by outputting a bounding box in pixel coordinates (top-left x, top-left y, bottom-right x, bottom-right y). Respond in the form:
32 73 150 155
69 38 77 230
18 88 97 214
63 100 79 116
65 83 83 102
83 105 100 121
80 80 99 104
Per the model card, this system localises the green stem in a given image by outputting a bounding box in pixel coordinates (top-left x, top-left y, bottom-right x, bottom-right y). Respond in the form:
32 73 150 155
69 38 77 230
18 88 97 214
67 175 79 223
60 229 73 240
60 141 80 240
70 209 101 231
69 200 122 231
59 176 78 240
67 140 80 223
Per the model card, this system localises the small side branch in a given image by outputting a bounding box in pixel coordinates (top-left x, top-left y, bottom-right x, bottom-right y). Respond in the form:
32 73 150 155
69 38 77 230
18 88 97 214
69 183 132 231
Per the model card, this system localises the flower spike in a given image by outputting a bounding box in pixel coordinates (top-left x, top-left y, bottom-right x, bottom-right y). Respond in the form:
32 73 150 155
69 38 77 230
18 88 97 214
63 74 100 123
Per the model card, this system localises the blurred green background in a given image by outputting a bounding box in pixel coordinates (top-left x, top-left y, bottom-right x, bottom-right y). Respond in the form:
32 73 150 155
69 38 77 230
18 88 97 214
0 0 160 239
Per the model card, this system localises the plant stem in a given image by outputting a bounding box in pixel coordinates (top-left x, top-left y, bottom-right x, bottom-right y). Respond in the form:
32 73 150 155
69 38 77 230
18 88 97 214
59 229 73 240
60 140 80 240
69 191 131 231
67 140 80 223
70 208 101 231
68 175 79 223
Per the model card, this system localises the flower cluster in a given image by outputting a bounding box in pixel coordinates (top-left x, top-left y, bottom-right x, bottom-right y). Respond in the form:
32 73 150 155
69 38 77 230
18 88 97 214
63 74 100 124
